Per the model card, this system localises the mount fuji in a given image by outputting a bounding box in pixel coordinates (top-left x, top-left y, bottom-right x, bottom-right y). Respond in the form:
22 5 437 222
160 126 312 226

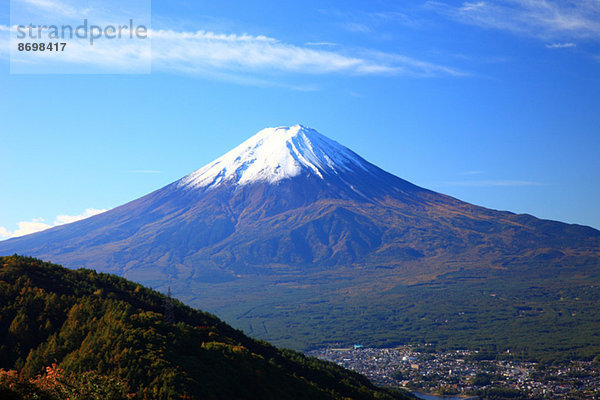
1 125 599 352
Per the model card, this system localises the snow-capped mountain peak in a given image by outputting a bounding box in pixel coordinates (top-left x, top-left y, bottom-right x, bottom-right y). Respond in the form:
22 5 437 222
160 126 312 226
178 125 367 189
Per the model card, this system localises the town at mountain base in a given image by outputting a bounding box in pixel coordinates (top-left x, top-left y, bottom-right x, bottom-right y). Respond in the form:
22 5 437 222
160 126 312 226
0 255 412 400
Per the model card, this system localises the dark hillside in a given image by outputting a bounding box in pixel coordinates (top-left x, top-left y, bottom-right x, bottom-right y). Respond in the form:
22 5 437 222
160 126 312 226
0 255 411 400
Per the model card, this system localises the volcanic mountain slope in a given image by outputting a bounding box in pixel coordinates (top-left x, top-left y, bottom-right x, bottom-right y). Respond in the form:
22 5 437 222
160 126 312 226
1 125 599 354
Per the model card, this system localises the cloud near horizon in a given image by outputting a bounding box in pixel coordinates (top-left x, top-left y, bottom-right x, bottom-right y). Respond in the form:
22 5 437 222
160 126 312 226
0 208 107 239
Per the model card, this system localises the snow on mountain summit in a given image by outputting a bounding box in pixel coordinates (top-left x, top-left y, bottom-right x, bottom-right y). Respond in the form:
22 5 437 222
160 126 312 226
178 125 367 189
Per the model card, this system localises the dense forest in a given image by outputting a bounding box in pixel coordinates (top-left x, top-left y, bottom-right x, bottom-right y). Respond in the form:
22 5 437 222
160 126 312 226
0 255 411 400
220 267 600 363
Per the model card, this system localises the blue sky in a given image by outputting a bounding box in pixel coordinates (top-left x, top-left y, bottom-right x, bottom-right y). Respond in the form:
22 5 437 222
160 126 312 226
1 0 599 238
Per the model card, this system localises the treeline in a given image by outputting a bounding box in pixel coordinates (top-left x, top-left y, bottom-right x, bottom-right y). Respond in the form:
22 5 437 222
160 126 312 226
0 255 410 400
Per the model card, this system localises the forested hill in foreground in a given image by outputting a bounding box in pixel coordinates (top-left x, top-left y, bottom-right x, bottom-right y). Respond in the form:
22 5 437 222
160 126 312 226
0 255 411 400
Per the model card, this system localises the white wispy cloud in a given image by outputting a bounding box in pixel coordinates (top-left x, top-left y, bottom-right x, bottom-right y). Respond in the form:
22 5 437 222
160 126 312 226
545 42 576 49
2 0 466 79
0 208 107 239
127 169 161 174
361 51 467 77
324 8 426 35
20 0 83 19
442 180 545 187
304 42 337 47
426 0 600 41
342 22 372 34
149 30 371 74
0 25 463 79
148 29 456 76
